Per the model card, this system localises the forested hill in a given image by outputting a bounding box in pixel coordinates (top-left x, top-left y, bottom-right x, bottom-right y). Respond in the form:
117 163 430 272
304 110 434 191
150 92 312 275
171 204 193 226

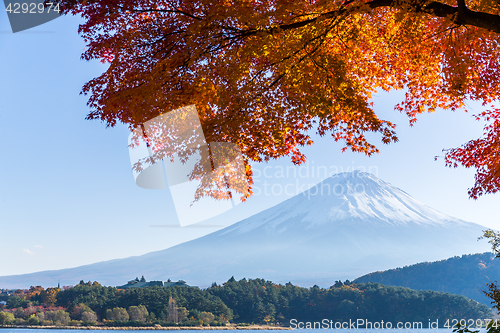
210 279 492 325
354 252 500 306
2 278 492 327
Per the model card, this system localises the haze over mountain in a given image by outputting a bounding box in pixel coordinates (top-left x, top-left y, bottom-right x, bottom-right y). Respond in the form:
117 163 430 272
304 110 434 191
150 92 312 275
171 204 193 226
0 171 491 288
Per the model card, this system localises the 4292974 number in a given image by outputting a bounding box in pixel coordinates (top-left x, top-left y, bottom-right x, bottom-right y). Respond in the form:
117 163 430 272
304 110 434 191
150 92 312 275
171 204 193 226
5 2 60 14
444 319 500 329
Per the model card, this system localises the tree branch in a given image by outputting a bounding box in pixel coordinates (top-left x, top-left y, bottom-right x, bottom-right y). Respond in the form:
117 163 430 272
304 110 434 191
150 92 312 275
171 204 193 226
261 0 500 34
422 1 500 32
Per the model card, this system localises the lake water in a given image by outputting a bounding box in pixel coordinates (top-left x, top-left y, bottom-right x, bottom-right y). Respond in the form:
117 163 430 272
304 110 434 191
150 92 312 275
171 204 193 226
0 329 489 333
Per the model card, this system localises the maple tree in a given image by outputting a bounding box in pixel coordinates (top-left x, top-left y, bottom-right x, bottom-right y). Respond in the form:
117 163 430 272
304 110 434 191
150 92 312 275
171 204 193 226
40 287 60 306
26 286 45 301
59 0 500 200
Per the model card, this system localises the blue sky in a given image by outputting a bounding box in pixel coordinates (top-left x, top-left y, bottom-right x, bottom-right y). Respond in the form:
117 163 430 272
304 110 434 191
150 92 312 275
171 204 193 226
0 11 499 279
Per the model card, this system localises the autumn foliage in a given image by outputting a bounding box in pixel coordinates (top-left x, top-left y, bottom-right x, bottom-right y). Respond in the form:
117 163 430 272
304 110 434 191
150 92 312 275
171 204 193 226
443 108 500 199
59 0 500 198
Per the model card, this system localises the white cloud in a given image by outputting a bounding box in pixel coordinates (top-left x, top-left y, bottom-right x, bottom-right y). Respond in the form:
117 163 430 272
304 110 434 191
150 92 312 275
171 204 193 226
34 245 44 249
22 248 34 255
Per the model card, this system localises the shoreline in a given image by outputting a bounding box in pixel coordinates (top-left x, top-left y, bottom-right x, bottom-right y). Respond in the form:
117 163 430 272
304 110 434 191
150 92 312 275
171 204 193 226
0 325 291 330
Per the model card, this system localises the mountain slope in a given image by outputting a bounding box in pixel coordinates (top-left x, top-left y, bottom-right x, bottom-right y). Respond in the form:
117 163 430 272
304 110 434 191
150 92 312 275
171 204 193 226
0 171 491 288
354 252 499 306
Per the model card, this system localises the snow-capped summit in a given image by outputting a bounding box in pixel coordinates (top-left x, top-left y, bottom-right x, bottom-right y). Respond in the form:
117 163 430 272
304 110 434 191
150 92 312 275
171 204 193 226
313 171 464 226
221 171 465 237
0 171 491 288
323 171 462 226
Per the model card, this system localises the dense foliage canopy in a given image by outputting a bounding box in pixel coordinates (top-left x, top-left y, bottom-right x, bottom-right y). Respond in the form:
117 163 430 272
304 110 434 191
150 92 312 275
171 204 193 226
0 279 492 326
211 278 491 324
58 0 500 199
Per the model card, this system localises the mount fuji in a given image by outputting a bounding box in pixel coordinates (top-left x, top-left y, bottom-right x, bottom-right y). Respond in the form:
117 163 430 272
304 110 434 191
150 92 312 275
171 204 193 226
0 171 491 288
